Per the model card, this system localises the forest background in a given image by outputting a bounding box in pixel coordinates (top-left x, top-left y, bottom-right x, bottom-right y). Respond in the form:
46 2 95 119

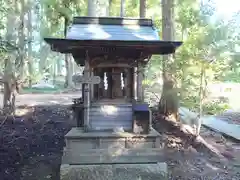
1 0 240 115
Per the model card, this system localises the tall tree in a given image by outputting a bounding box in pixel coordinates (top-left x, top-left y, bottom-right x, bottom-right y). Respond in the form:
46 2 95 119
139 0 147 101
27 2 33 88
88 0 97 16
63 13 71 87
158 0 179 121
140 0 146 18
3 0 19 114
88 0 109 17
18 0 26 80
120 0 125 17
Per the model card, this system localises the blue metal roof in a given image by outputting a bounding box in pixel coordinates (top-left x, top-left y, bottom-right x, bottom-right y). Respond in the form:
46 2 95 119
44 17 182 58
66 24 160 41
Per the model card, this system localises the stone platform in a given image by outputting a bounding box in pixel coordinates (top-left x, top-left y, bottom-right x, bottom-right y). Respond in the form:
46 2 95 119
61 163 168 180
61 127 167 179
64 127 163 150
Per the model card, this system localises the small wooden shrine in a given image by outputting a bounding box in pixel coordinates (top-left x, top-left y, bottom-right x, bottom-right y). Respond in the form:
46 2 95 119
45 17 182 133
44 17 182 180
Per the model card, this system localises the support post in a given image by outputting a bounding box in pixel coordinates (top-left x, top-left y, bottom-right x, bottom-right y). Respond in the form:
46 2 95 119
90 68 94 101
83 59 90 132
137 64 144 102
123 68 128 99
134 67 138 101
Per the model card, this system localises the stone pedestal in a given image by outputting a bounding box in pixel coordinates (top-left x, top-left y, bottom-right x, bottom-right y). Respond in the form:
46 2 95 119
60 127 167 180
61 163 168 180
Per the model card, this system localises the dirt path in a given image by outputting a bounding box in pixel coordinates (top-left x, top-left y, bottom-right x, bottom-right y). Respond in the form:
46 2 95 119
0 92 81 107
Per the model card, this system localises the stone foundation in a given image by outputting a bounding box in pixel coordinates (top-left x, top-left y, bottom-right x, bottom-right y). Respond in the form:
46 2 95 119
61 127 167 179
60 163 168 180
65 127 163 151
62 147 166 164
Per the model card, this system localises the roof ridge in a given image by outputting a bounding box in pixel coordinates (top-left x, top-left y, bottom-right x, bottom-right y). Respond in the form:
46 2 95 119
72 17 153 26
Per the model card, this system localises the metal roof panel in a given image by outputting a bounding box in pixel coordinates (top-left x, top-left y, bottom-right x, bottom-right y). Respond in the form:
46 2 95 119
66 24 160 41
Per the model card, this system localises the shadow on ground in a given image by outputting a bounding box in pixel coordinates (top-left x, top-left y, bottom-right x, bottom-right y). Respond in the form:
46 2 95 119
0 104 74 180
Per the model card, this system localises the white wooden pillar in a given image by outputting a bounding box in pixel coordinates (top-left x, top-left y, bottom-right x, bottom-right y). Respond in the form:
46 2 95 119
83 60 90 131
133 67 138 101
123 68 128 99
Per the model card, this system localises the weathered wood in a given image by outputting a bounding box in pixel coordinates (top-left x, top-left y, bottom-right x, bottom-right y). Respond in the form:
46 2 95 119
90 69 94 101
90 66 135 101
93 63 134 68
133 67 137 100
123 68 127 98
93 68 99 100
112 67 123 98
137 64 144 102
83 60 90 131
72 75 101 84
99 69 105 99
90 57 139 67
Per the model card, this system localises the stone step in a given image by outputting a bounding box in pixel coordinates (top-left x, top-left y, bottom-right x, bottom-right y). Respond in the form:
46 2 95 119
65 138 161 151
64 147 164 155
64 128 163 152
62 148 165 164
60 163 168 180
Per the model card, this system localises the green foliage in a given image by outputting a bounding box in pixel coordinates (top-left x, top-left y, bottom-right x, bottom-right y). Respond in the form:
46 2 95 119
144 0 240 114
203 102 230 115
1 0 239 114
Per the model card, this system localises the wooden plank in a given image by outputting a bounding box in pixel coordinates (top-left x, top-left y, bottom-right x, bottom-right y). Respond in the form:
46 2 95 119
72 75 101 84
202 116 240 141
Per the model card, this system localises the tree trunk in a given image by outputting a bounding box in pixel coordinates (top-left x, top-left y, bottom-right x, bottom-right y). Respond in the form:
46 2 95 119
180 27 186 100
158 0 179 122
120 0 125 17
3 59 12 111
88 0 109 17
3 54 19 114
88 0 97 17
3 1 18 114
57 57 62 75
27 8 33 88
199 62 205 117
64 57 69 88
67 56 74 87
39 45 50 73
53 58 57 85
139 0 147 101
64 16 70 88
140 0 146 18
18 0 26 80
38 5 50 74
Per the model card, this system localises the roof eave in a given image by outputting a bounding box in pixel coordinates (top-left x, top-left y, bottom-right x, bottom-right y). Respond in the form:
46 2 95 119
44 38 182 55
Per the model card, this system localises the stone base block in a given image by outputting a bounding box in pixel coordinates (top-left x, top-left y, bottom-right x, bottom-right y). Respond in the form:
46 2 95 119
65 127 163 151
62 148 165 164
60 163 168 180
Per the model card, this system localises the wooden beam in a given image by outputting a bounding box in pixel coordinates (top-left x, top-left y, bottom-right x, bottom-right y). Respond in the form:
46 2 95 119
137 62 145 102
133 67 137 100
90 68 94 101
83 57 90 132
